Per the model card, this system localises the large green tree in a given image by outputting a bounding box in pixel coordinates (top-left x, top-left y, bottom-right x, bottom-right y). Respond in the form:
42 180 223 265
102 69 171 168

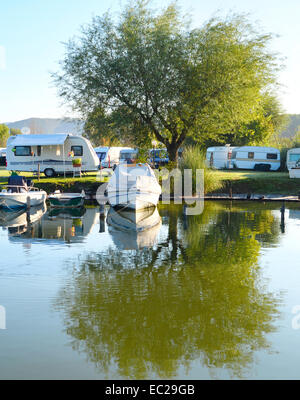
0 124 9 147
54 0 280 161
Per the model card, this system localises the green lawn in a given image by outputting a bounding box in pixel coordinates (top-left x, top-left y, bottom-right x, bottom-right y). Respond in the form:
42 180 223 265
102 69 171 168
0 168 108 193
1 167 299 195
210 170 300 195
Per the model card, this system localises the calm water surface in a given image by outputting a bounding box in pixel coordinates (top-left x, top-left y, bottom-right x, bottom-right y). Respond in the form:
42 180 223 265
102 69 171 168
0 201 300 379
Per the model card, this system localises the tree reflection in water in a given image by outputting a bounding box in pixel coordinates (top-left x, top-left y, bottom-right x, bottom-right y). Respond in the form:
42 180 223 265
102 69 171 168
55 202 282 379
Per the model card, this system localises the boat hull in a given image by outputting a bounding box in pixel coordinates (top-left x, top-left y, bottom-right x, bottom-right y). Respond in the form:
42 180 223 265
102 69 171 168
0 191 47 210
107 163 162 211
48 196 85 208
107 190 160 210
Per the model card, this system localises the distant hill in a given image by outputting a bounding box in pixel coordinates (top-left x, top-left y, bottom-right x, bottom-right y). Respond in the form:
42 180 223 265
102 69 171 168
4 115 300 140
280 114 300 138
4 118 84 136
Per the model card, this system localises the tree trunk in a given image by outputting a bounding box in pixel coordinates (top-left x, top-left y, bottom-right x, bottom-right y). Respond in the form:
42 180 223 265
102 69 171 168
167 143 179 163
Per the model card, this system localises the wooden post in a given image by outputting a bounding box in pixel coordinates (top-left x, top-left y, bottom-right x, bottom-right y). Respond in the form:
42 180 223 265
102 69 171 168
38 163 40 182
280 201 285 234
26 196 31 210
183 204 188 230
99 204 105 233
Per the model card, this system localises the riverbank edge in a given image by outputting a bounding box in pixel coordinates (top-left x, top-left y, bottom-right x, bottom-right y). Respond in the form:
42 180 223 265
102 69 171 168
1 172 300 200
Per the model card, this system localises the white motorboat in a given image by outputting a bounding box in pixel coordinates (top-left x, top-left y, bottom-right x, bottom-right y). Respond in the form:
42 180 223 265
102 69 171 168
0 176 47 210
107 206 162 249
107 163 161 210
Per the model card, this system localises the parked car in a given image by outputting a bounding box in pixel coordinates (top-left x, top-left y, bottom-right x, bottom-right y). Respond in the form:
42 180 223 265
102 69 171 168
0 148 6 166
149 148 169 168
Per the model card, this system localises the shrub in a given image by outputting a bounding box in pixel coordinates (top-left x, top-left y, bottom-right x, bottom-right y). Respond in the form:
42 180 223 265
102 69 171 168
179 146 223 194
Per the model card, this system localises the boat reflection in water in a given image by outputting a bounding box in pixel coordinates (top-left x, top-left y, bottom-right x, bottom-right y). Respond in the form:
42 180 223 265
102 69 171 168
0 203 47 236
5 207 99 244
107 206 162 250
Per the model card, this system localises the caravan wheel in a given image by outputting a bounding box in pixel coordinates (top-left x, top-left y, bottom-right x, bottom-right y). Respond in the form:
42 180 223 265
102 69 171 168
44 168 56 178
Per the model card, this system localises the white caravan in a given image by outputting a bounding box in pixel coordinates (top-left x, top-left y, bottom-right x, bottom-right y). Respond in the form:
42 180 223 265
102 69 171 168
286 148 300 170
94 146 131 169
206 146 236 169
231 146 280 171
6 134 99 177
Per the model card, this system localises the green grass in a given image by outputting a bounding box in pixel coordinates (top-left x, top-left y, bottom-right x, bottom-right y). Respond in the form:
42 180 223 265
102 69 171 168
210 170 300 195
1 167 300 195
0 168 108 193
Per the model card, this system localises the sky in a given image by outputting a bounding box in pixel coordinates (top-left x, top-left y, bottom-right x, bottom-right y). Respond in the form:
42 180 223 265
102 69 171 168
1 0 300 123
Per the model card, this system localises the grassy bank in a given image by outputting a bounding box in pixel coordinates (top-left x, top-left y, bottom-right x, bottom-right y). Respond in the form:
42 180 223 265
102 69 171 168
0 168 300 196
211 170 300 195
0 169 108 194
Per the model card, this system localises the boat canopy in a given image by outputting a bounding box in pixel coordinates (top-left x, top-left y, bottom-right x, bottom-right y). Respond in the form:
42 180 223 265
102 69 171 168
108 164 162 194
11 134 69 146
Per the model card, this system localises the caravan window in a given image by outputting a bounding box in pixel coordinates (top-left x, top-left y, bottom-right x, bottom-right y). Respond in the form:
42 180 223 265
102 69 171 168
15 146 31 156
267 153 277 160
289 154 300 162
248 152 254 159
71 146 83 156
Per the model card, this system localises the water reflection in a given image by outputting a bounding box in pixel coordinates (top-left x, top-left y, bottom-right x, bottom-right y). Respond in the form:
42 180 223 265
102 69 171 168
107 207 162 249
55 202 282 379
2 207 99 244
0 203 47 236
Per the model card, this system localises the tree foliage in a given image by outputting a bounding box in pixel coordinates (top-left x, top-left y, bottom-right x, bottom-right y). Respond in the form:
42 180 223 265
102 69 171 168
54 0 281 160
0 124 9 147
84 105 153 148
9 128 22 136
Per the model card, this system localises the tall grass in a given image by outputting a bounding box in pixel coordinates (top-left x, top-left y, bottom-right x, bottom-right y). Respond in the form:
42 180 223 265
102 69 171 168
179 146 223 194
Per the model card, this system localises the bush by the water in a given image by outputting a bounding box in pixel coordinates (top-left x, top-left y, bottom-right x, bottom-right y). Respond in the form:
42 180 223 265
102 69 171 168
179 146 223 194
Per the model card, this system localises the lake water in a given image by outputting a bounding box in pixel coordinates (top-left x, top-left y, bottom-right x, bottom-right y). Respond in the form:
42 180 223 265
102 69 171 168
0 201 300 379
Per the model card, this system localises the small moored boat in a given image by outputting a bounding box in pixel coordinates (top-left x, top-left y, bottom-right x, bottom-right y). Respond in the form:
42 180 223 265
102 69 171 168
0 176 47 210
107 163 161 210
48 190 85 208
